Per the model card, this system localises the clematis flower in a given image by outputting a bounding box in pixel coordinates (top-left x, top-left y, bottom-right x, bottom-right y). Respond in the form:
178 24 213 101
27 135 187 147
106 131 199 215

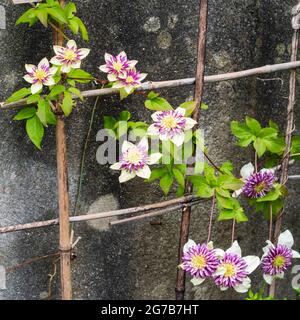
110 137 162 183
99 52 138 82
23 58 57 94
147 108 197 147
261 230 300 287
213 241 260 293
180 239 220 286
233 162 275 198
50 39 90 73
112 69 147 94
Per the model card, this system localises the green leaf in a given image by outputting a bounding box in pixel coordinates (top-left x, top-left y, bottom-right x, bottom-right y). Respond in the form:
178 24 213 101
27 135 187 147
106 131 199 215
27 94 41 105
72 16 89 41
204 165 217 186
147 167 168 182
36 9 48 27
67 69 92 83
258 127 278 139
16 8 36 26
234 207 248 222
252 198 283 218
36 99 48 126
178 101 196 116
254 138 266 157
68 18 79 34
160 174 174 196
46 7 68 24
196 183 214 198
218 209 235 221
147 91 160 99
119 87 131 100
45 101 57 125
269 120 279 131
145 97 173 111
256 187 281 202
6 88 31 103
67 79 76 86
64 2 77 19
61 91 73 116
104 116 117 130
13 107 36 121
218 207 248 223
68 87 83 101
188 175 207 186
26 115 44 150
264 137 285 155
218 175 244 191
49 85 65 98
231 121 254 146
219 162 233 174
246 116 261 135
201 102 208 110
116 121 128 138
216 194 235 209
173 168 185 187
176 185 185 197
119 111 131 122
216 187 231 198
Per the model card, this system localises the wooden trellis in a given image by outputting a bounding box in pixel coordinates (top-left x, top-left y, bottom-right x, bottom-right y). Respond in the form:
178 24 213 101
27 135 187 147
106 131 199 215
1 0 300 300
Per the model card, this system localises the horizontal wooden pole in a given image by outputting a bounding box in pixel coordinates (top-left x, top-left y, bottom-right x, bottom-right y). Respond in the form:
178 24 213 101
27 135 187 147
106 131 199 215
1 61 300 111
110 200 203 226
0 195 202 234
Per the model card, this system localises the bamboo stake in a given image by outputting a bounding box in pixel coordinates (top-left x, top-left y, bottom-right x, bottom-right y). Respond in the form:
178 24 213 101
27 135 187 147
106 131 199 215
2 61 300 110
269 2 300 297
0 196 200 234
175 0 208 301
53 0 72 300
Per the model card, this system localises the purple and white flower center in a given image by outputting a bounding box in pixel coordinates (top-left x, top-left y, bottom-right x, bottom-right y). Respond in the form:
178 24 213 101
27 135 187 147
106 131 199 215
154 111 186 137
214 253 248 287
262 244 293 275
120 146 148 172
182 244 219 279
107 55 130 74
242 171 275 198
63 49 77 62
34 69 47 82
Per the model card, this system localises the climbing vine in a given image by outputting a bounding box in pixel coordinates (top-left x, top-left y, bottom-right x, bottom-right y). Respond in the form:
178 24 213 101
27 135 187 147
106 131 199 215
2 0 300 300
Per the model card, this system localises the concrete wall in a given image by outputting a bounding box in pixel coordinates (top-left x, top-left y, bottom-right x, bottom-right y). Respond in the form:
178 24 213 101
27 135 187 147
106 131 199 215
0 0 299 300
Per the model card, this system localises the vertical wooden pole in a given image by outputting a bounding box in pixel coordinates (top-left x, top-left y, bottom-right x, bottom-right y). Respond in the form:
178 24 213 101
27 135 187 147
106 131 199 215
54 0 72 300
175 0 208 300
269 1 300 297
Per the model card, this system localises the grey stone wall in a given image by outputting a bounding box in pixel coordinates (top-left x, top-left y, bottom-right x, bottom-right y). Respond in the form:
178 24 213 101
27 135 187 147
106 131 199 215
0 0 299 300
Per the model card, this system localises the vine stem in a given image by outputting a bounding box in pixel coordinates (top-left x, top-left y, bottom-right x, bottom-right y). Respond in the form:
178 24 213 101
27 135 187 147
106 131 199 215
73 94 101 218
231 219 236 245
269 203 273 241
254 151 258 173
269 2 300 297
175 0 208 301
206 192 216 243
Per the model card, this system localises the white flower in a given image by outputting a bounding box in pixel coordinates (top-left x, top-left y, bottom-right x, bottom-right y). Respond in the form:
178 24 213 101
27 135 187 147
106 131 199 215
261 230 300 288
147 107 197 147
23 58 57 94
99 51 138 82
50 39 90 73
213 241 260 293
233 162 275 198
110 137 162 183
